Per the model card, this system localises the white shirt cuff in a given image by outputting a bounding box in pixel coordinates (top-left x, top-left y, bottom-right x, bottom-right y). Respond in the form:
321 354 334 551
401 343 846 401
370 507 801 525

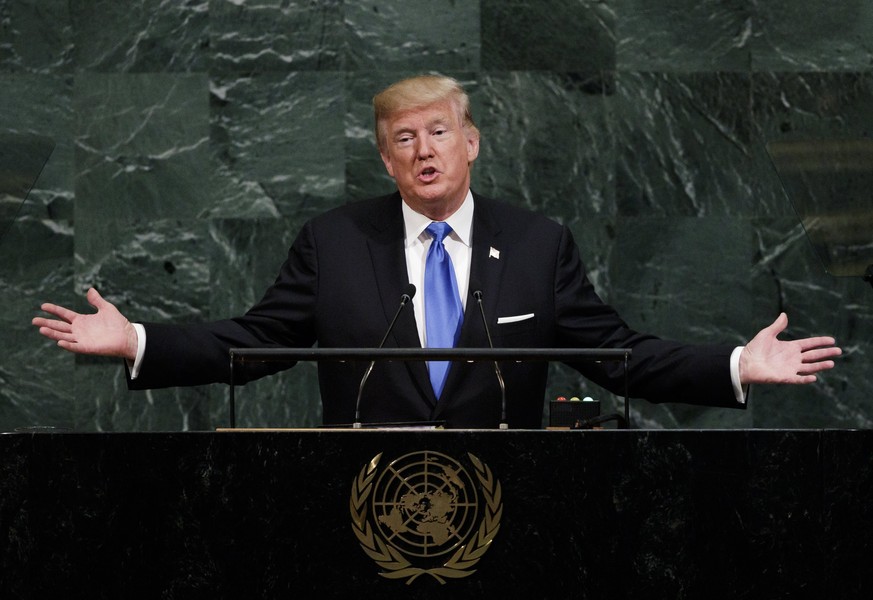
126 323 146 379
730 346 748 404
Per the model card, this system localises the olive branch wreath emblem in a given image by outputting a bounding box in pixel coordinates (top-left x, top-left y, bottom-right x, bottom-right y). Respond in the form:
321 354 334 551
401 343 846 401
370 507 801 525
349 451 503 584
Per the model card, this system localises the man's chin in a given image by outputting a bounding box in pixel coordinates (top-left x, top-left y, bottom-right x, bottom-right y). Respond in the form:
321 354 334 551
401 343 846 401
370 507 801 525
405 192 465 219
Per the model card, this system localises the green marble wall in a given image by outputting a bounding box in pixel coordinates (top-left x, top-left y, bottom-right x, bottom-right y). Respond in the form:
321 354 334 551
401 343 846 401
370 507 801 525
1 0 871 431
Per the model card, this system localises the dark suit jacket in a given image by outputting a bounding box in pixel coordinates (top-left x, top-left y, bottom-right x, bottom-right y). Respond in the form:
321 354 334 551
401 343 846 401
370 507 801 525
129 192 741 428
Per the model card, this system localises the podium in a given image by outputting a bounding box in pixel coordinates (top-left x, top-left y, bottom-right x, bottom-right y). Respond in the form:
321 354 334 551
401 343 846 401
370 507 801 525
1 429 871 599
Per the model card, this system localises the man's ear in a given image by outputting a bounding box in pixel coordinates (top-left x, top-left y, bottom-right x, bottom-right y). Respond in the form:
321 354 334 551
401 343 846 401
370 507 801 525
379 148 395 178
466 130 480 164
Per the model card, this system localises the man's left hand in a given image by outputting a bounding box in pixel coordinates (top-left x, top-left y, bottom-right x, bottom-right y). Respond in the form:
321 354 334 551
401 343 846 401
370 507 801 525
739 313 842 385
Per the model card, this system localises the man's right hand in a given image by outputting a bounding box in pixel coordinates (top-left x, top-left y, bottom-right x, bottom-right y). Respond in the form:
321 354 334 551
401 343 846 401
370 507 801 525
32 287 138 361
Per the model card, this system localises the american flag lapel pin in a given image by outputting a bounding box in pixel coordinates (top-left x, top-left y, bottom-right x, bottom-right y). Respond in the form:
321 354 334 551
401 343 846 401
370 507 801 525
489 247 500 260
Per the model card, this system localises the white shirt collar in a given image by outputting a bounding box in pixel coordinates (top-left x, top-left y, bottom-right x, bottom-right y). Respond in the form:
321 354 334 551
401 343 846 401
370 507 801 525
401 190 474 248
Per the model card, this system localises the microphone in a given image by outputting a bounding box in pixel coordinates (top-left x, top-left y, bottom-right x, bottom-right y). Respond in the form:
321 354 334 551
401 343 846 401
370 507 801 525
470 282 508 430
353 284 416 428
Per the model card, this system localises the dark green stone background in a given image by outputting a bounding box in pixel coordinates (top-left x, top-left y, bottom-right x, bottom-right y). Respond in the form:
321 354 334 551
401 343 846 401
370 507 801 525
1 0 871 431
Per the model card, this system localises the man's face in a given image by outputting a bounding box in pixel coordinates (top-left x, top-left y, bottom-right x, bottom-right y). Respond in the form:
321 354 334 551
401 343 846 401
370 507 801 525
378 100 480 220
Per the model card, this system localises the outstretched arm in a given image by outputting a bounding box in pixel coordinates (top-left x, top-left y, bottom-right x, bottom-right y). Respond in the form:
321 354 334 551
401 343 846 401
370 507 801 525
32 287 138 361
739 313 841 385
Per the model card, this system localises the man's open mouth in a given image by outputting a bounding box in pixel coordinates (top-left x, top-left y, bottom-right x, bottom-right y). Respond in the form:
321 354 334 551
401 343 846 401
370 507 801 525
418 167 439 182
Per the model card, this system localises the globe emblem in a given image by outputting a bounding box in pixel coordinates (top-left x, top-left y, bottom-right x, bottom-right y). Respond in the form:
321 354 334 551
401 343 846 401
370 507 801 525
371 451 479 558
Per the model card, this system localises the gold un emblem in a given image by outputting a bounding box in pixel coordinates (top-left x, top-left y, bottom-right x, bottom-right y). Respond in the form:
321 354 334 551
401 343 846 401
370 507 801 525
350 450 503 584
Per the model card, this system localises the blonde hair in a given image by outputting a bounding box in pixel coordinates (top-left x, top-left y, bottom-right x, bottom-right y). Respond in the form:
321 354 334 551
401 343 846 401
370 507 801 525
373 74 479 151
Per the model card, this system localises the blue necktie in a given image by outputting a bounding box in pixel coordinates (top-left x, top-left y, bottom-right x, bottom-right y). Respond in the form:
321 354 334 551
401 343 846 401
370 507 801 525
425 222 463 398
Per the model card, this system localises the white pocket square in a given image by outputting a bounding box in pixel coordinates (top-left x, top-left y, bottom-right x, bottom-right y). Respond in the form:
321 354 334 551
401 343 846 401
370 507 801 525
497 313 535 325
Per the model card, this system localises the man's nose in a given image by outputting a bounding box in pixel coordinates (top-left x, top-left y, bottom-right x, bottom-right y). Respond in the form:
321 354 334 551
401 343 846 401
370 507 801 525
416 136 433 159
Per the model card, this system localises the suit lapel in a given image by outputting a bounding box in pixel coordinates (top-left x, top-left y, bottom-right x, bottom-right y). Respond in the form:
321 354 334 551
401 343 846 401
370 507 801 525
365 194 437 408
466 196 507 342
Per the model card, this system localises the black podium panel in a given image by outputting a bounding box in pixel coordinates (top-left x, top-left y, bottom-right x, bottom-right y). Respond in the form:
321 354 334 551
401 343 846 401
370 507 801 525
1 430 871 599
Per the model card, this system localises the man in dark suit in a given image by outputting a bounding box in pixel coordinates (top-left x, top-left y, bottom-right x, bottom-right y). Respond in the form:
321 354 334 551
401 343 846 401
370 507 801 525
32 75 841 429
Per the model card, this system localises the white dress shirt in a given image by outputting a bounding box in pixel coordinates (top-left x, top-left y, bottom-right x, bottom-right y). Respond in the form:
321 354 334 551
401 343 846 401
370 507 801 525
401 190 474 347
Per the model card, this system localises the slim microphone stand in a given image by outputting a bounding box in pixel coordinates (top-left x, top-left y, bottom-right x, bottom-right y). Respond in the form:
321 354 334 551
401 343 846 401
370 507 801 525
472 291 508 430
354 290 414 428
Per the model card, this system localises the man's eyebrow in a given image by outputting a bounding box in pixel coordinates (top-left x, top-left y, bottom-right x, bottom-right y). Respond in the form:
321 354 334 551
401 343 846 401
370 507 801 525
391 126 418 140
390 114 454 136
427 115 453 128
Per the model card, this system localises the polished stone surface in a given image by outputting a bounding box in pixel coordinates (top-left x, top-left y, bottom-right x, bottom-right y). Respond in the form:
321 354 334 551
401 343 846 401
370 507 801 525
0 430 870 598
1 1 871 432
